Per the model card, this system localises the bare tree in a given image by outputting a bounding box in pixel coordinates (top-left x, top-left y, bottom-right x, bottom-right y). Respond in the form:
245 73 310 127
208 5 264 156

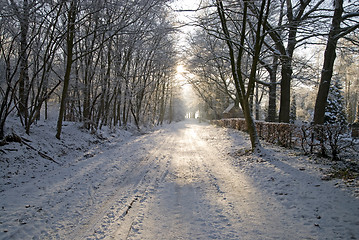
313 0 359 125
8 0 32 126
1 0 65 137
186 29 235 119
0 0 185 139
257 0 326 123
215 0 270 151
0 14 19 139
56 0 77 139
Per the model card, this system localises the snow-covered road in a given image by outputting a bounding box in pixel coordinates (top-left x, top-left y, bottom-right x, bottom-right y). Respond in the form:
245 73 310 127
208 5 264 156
1 120 359 239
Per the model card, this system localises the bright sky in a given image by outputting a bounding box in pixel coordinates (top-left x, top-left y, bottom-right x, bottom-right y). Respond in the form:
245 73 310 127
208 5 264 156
171 0 200 76
171 0 202 14
171 0 202 40
171 0 202 112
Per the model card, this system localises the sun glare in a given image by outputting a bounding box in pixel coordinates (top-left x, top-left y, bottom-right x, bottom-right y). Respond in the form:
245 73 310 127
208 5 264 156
176 64 185 73
175 64 187 84
175 64 195 87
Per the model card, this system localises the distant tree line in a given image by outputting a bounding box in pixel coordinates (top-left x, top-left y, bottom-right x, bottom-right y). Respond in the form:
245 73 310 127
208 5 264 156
0 0 183 139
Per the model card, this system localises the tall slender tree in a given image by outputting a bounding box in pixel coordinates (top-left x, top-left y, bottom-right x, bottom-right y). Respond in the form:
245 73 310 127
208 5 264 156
9 0 32 126
56 0 77 139
215 0 270 151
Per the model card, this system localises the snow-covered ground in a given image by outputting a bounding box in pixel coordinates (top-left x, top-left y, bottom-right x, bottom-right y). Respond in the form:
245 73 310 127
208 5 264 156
1 118 359 239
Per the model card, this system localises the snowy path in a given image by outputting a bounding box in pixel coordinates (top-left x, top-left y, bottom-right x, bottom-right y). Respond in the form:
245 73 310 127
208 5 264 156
1 120 359 239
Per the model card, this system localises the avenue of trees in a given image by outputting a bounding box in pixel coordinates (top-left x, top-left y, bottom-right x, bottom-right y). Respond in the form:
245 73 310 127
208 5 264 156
0 0 183 139
185 0 359 151
1 0 358 152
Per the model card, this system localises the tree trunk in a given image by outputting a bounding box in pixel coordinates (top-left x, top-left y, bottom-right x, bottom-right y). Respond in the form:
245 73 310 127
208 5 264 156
242 100 261 151
158 81 166 125
255 83 259 120
267 56 278 122
279 58 291 123
313 0 343 125
56 0 76 139
169 85 173 123
279 19 297 123
0 119 5 140
16 0 30 126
